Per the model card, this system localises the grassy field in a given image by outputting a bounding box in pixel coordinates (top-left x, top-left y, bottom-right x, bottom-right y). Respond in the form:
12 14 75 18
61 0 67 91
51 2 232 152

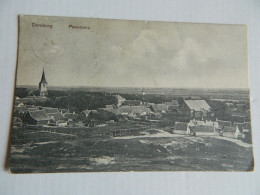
10 122 254 173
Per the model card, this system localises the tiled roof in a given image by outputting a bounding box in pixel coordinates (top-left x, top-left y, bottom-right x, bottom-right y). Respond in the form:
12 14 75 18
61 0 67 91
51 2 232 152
150 104 169 112
184 100 210 111
101 106 152 115
29 110 51 121
64 113 79 120
47 112 65 121
83 110 98 115
42 107 59 114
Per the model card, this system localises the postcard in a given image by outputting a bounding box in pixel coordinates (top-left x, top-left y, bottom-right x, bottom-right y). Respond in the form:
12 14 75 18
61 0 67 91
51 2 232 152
10 15 253 173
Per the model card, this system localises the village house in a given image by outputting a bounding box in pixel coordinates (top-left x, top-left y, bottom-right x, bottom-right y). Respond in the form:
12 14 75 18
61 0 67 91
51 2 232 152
165 100 179 113
99 105 152 118
24 110 52 125
80 109 98 118
216 119 247 139
149 103 169 114
46 112 67 126
187 120 217 135
41 107 59 114
174 119 218 135
179 99 211 118
64 113 79 122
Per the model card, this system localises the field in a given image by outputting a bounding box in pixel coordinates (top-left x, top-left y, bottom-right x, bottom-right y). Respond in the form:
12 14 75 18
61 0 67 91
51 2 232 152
10 121 254 173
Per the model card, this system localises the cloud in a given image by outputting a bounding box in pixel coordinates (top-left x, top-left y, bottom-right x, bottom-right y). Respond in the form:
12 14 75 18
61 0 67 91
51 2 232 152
33 40 64 64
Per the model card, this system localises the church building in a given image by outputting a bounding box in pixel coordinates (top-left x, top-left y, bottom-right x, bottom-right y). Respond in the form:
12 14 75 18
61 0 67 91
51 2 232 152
39 69 48 96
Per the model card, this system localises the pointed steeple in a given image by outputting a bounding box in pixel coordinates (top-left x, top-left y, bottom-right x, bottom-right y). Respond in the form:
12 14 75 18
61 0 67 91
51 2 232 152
40 68 47 84
39 68 48 96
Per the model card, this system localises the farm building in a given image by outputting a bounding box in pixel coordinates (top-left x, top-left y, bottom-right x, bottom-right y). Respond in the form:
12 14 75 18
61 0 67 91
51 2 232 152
174 120 218 135
149 104 169 113
179 100 211 117
46 112 65 121
117 106 152 117
24 110 52 125
64 113 79 122
41 107 59 114
80 110 98 118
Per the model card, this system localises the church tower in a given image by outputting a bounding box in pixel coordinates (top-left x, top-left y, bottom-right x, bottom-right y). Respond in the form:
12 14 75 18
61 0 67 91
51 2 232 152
39 68 48 96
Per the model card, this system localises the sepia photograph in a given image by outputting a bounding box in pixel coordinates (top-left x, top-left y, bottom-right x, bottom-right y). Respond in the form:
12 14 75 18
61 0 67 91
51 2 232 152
10 15 253 173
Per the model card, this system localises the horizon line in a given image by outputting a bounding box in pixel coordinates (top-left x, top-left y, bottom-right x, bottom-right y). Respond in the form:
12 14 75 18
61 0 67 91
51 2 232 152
16 84 250 90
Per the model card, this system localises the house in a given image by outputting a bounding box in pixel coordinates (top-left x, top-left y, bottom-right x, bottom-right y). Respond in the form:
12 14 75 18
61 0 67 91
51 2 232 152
130 106 152 116
149 104 169 113
80 110 98 118
101 105 152 117
64 113 79 122
59 108 68 114
56 120 68 127
24 110 52 125
179 100 211 117
46 112 65 121
216 119 246 139
175 119 217 135
114 94 126 107
41 107 59 114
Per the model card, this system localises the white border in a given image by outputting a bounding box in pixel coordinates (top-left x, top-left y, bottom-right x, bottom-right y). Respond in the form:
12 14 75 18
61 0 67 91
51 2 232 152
0 0 259 194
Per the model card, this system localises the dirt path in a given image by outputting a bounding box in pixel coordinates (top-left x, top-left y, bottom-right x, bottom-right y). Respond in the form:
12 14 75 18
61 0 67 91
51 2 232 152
209 136 252 148
113 129 252 148
38 131 77 137
113 129 185 139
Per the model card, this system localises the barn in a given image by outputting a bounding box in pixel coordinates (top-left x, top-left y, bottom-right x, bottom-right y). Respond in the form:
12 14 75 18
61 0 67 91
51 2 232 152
24 110 52 125
179 100 211 117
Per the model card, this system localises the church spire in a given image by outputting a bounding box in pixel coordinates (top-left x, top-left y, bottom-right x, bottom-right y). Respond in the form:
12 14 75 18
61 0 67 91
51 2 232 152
40 68 47 83
39 68 48 96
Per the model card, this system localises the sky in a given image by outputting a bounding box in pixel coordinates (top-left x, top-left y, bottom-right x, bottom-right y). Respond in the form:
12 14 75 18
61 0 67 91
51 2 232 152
16 15 249 88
